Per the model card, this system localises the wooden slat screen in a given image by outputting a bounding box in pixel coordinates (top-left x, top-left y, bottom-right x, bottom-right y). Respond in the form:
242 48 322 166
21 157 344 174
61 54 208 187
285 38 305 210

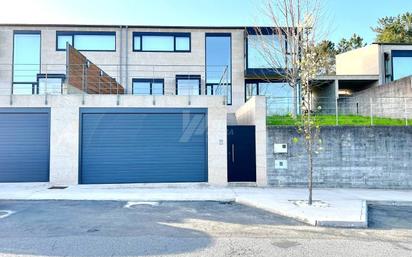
66 45 124 94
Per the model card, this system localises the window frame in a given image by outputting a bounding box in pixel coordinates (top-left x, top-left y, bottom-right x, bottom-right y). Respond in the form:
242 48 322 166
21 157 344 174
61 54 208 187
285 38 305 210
132 78 165 95
176 75 201 95
132 32 191 53
205 83 232 105
205 32 232 105
12 30 42 95
391 50 412 82
244 79 291 102
56 31 116 52
36 73 65 95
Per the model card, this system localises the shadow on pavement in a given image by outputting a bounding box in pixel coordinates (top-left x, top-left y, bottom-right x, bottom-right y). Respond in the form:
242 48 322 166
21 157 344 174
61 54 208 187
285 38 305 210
0 200 301 257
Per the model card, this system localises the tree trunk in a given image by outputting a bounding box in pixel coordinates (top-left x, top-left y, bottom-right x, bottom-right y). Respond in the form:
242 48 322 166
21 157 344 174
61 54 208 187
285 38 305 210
308 141 313 205
292 87 298 118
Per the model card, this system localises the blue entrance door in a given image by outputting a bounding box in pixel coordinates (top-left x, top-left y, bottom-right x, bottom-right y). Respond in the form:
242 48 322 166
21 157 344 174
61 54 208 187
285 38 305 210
79 108 208 184
227 126 256 182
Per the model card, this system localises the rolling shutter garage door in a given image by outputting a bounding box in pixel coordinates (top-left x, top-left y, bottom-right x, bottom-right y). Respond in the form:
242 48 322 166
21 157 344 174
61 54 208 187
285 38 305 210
0 108 50 182
80 108 207 184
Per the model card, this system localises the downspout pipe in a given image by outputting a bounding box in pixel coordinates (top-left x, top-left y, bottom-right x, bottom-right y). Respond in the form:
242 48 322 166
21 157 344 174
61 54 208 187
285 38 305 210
125 25 129 94
119 25 123 87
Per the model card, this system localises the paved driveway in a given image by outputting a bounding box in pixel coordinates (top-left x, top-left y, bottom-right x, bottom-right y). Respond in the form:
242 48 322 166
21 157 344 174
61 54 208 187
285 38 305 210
0 200 411 257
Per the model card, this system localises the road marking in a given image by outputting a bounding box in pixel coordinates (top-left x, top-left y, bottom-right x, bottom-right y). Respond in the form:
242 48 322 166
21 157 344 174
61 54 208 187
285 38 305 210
124 201 160 208
0 210 15 219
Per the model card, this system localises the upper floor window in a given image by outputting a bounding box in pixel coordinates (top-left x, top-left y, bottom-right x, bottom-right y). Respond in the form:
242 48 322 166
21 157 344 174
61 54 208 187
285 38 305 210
133 32 191 52
392 50 412 81
56 31 116 51
246 27 287 70
205 33 232 104
12 31 41 94
132 79 164 95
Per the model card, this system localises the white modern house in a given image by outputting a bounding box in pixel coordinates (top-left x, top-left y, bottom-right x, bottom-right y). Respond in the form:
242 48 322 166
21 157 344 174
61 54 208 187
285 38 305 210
0 24 294 187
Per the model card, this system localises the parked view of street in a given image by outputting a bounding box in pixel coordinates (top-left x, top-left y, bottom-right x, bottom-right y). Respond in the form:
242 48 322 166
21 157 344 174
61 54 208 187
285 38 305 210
0 200 411 257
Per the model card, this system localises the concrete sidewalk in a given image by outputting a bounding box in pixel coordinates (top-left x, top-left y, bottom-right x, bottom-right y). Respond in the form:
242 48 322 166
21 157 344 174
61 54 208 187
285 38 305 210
1 183 412 228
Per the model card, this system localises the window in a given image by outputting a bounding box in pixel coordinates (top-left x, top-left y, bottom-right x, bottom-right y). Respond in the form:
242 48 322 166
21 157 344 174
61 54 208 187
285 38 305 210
133 32 191 52
205 33 232 104
13 31 41 95
132 79 164 95
246 27 288 72
37 74 65 95
247 34 286 69
245 81 296 115
176 75 201 95
392 50 412 81
56 31 116 51
206 84 232 104
245 81 292 100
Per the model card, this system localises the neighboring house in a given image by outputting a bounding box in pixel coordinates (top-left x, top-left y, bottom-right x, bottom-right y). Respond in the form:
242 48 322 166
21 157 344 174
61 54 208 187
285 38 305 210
312 43 412 114
0 24 291 186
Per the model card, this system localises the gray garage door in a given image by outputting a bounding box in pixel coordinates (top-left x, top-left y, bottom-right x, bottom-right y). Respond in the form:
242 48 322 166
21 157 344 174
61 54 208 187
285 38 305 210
79 108 207 184
0 108 50 182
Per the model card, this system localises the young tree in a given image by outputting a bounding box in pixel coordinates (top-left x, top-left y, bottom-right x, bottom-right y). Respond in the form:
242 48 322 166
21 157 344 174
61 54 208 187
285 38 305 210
336 33 366 54
372 12 412 43
254 0 327 205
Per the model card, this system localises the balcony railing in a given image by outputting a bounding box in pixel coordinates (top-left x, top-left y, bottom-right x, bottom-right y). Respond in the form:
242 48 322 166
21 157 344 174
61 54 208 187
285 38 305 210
0 63 230 105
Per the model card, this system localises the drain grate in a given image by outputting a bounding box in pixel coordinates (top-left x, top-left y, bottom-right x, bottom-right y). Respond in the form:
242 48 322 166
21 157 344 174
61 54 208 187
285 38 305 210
48 186 68 190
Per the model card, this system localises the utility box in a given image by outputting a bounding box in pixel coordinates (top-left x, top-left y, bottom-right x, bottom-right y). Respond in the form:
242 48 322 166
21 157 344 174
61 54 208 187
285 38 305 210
274 143 288 154
275 160 288 169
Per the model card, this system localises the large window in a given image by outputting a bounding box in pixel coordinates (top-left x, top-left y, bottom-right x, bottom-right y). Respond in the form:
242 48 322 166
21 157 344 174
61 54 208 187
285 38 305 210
205 33 232 104
132 79 164 95
246 81 296 115
13 31 41 94
392 50 412 81
176 75 201 95
133 32 190 52
56 31 116 51
245 81 292 100
246 27 287 73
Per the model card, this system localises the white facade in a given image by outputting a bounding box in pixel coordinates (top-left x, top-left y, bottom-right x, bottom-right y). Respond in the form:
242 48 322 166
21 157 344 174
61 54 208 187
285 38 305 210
0 24 249 113
0 24 269 187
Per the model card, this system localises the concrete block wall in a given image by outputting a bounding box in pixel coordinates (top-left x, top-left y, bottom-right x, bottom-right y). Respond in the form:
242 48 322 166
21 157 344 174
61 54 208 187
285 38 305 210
235 96 267 186
267 126 412 189
338 76 412 119
0 94 228 186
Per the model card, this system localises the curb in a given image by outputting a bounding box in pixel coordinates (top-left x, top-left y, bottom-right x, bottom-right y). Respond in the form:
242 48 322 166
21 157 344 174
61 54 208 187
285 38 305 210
236 197 368 228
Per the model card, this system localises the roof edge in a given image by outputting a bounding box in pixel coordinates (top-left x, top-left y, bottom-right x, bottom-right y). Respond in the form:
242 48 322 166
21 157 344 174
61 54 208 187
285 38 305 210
0 23 254 30
372 42 412 46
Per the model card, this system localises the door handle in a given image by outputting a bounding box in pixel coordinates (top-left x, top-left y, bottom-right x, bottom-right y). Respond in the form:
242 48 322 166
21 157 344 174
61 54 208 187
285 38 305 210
232 144 235 163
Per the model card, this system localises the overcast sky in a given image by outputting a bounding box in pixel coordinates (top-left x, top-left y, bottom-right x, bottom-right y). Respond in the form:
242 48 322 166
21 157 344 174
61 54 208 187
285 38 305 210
1 0 410 44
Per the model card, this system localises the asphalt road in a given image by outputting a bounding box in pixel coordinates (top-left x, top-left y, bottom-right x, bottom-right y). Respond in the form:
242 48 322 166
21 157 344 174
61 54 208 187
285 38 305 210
0 200 411 257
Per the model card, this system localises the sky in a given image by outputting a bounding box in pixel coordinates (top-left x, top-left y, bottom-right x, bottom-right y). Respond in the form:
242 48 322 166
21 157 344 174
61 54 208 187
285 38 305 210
1 0 411 44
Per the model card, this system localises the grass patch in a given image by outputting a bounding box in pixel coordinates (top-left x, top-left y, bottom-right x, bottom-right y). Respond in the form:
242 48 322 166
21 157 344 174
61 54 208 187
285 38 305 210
267 115 412 126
